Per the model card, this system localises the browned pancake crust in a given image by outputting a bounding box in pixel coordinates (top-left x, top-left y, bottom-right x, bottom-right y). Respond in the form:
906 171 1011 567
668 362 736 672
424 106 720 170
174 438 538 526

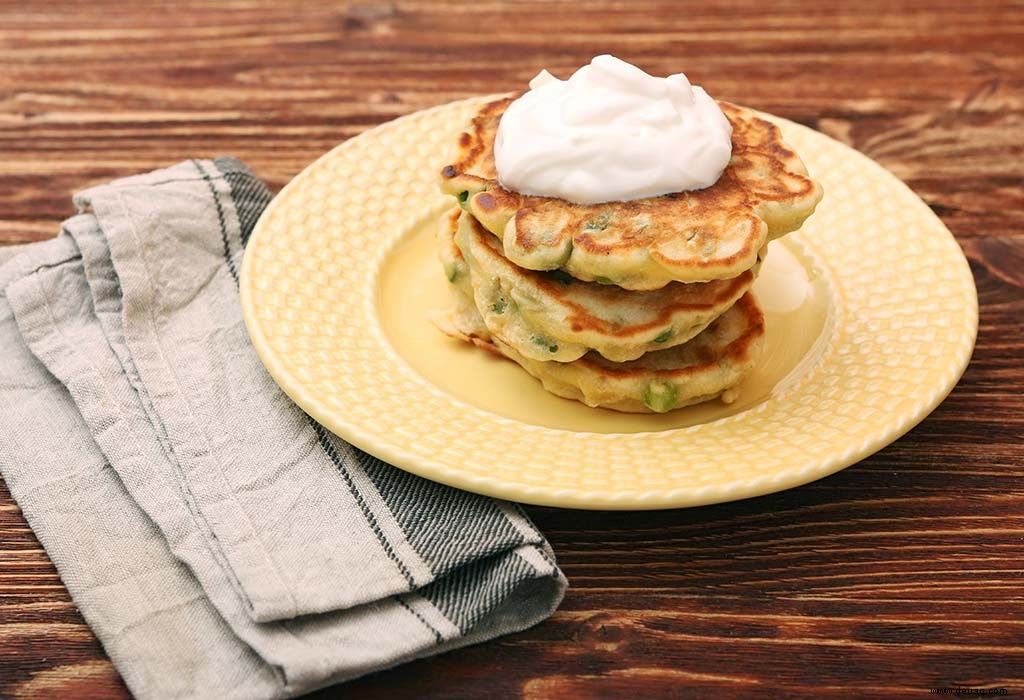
567 293 764 380
441 95 821 288
464 210 756 341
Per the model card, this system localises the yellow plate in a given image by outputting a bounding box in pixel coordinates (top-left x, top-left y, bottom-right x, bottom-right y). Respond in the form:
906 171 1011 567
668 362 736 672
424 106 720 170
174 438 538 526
240 97 977 510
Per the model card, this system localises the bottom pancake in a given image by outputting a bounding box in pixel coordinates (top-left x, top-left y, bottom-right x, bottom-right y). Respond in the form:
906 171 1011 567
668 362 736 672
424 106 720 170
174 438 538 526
432 289 765 414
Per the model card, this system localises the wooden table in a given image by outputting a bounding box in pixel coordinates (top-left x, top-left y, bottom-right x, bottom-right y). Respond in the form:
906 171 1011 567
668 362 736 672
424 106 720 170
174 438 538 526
2 1 1022 697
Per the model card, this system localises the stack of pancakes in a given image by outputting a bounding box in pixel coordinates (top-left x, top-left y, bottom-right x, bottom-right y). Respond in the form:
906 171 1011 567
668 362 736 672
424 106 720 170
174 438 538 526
432 96 822 413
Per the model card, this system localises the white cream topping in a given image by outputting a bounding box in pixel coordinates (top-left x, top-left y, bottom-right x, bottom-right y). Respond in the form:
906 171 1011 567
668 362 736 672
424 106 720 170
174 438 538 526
494 55 733 205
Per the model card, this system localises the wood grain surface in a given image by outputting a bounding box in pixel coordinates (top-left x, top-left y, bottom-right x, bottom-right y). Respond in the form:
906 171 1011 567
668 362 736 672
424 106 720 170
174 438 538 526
1 1 1022 698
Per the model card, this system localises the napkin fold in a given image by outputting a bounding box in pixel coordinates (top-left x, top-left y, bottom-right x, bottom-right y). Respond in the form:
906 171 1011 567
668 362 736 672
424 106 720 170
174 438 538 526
0 158 566 699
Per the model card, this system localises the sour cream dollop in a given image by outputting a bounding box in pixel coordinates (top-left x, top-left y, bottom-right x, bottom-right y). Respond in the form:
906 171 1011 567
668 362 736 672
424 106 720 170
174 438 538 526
494 55 733 205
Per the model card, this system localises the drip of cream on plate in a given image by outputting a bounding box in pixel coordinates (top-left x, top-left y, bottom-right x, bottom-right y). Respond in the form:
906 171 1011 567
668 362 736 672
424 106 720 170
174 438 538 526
494 55 733 205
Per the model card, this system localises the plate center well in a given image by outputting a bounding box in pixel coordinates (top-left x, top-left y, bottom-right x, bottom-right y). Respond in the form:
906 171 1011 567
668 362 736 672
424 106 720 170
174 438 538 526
377 208 834 434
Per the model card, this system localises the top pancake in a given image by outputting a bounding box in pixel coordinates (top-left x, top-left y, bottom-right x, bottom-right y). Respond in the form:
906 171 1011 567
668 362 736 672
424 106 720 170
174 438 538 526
440 95 823 289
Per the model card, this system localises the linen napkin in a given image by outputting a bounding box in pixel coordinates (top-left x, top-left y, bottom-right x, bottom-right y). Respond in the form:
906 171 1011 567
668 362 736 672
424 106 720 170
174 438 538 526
0 157 566 699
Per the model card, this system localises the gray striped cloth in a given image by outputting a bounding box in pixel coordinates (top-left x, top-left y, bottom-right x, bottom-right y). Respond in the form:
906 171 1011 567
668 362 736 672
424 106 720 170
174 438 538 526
0 158 566 699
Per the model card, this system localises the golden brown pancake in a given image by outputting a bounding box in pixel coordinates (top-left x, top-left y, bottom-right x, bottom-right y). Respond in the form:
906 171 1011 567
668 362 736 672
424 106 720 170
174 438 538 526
441 207 758 363
433 288 766 413
440 95 822 289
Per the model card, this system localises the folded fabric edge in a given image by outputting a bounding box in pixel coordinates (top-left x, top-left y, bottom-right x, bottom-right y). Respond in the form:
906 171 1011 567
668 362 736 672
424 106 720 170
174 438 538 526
295 543 568 695
0 239 286 700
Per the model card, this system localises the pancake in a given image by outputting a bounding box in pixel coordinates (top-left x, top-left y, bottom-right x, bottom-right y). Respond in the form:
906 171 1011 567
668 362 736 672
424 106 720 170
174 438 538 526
433 288 765 414
435 207 474 295
440 95 822 289
442 207 758 363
